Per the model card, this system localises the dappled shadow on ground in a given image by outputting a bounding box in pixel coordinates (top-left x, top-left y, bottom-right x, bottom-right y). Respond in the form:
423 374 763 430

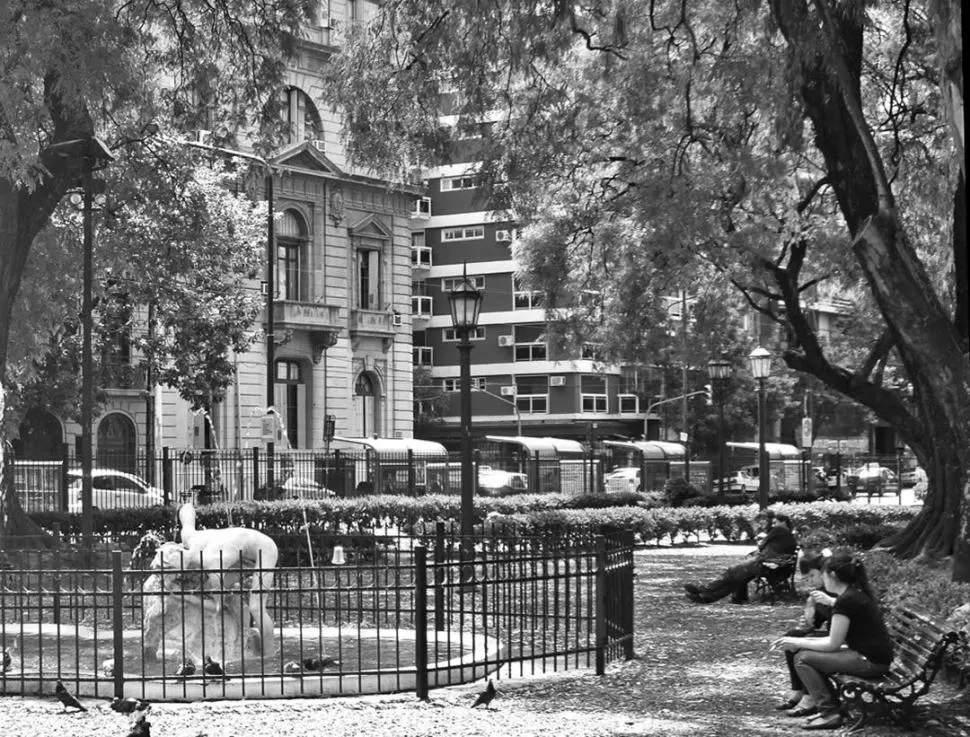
495 543 970 737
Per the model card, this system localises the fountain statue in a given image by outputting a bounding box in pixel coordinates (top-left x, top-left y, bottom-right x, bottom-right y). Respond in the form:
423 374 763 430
136 504 279 666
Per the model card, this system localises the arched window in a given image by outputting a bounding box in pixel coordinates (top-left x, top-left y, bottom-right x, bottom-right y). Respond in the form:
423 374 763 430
277 210 308 301
15 409 63 460
286 87 322 144
97 413 137 473
354 371 381 437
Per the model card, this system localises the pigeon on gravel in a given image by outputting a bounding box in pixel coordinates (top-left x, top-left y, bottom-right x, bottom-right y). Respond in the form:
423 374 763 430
301 655 339 671
126 711 151 737
283 661 302 674
471 679 497 709
175 660 197 677
2 647 10 672
109 696 150 714
55 680 88 712
202 655 225 677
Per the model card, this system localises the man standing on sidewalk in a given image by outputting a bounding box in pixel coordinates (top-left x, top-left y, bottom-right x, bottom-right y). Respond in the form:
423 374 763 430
683 513 798 604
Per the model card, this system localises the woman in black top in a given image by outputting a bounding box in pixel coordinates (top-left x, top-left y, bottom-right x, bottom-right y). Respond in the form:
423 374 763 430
775 549 836 714
770 551 893 730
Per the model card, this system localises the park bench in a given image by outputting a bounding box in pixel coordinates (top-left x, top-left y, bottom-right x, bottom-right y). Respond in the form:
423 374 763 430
753 554 797 603
832 605 960 731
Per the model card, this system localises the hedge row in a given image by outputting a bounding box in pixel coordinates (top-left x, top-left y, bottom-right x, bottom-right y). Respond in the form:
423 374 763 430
30 493 920 551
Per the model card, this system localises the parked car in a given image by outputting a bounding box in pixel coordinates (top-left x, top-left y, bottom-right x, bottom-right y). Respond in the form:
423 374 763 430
477 466 528 496
67 469 165 512
605 467 642 494
281 475 336 499
713 469 758 493
899 465 925 487
846 463 897 495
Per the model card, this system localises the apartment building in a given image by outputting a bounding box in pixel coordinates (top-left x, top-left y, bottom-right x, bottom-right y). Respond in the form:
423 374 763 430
14 1 418 467
410 160 645 449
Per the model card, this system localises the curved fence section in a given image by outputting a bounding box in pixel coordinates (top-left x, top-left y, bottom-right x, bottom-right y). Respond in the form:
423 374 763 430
0 531 634 702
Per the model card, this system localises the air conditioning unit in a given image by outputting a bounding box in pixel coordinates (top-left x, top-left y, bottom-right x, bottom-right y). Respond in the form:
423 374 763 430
500 386 516 397
392 313 404 327
310 139 326 153
549 376 566 387
496 229 512 242
497 335 515 347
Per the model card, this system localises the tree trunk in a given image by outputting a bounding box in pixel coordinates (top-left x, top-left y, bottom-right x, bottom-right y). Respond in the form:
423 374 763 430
770 1 970 568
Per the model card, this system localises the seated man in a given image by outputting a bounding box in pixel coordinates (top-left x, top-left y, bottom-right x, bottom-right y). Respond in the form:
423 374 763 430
683 513 798 604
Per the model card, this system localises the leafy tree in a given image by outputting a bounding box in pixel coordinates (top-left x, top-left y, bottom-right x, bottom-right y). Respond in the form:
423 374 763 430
325 1 968 574
413 366 449 436
0 0 315 543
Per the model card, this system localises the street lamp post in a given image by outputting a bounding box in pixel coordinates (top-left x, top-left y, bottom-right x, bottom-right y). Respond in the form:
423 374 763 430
448 266 483 575
748 347 772 510
707 358 732 496
50 137 114 555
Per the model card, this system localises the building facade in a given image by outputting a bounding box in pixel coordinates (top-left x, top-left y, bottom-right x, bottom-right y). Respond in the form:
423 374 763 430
410 159 644 449
15 1 417 466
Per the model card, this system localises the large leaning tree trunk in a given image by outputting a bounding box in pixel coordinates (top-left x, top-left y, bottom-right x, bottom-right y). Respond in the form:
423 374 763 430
769 1 970 570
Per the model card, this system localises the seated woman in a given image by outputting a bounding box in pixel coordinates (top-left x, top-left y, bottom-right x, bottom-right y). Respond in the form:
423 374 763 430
769 551 894 731
775 548 836 715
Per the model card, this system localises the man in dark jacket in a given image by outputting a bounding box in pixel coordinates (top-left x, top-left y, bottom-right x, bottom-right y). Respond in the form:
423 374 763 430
684 513 798 604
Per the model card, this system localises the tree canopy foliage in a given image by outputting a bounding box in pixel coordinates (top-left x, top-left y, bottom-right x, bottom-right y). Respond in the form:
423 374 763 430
325 0 967 570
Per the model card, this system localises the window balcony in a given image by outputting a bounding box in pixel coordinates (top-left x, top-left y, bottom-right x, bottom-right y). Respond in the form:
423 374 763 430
273 300 342 332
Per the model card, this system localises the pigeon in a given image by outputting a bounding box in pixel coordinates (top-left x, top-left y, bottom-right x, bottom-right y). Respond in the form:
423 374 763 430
471 679 497 709
301 655 339 671
2 647 10 672
109 696 149 714
126 711 151 737
102 658 115 677
54 680 88 712
282 660 302 674
202 655 227 677
175 660 197 677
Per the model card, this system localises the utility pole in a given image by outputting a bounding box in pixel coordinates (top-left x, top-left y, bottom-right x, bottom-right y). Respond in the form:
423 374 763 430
681 292 690 483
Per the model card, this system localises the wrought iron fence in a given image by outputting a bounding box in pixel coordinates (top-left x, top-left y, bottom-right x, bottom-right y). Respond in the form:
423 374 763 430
0 530 635 702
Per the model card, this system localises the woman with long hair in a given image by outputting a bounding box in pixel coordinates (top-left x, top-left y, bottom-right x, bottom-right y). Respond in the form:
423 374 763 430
769 551 893 730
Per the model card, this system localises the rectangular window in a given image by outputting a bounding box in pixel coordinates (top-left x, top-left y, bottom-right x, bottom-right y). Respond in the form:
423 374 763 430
581 375 608 413
513 288 543 310
411 295 433 316
358 249 381 309
581 343 603 360
442 226 484 242
413 347 433 366
442 377 486 392
440 175 477 191
441 276 485 291
619 394 639 413
514 376 549 414
278 242 302 301
514 342 547 361
443 326 486 342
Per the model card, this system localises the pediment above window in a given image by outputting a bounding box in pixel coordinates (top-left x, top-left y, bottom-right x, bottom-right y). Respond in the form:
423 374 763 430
348 214 393 240
274 141 344 177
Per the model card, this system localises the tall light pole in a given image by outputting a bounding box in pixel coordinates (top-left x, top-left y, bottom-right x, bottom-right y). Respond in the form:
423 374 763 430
448 265 482 575
707 357 732 496
50 137 114 554
748 346 772 510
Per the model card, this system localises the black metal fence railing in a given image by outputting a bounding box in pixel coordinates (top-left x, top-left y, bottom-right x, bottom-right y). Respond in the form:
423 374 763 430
10 445 914 514
0 531 635 701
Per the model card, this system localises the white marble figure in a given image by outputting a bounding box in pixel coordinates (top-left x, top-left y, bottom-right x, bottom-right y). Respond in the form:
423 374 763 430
176 503 279 654
139 504 279 663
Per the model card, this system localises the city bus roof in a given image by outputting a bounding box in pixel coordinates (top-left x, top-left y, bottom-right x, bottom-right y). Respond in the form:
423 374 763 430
331 437 448 457
483 435 586 457
602 440 687 459
726 441 804 459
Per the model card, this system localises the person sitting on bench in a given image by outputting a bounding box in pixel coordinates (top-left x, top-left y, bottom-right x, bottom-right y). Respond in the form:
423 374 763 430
683 513 798 604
